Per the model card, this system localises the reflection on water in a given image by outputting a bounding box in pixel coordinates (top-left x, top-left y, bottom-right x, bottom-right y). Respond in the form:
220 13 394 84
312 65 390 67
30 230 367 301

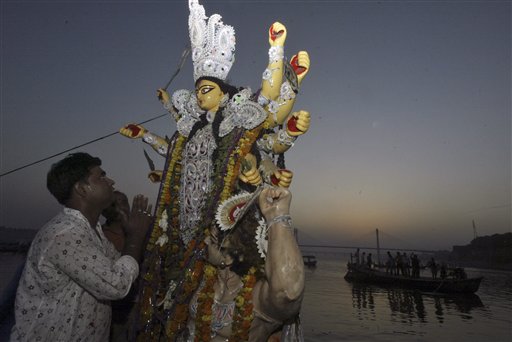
300 251 511 342
350 283 485 325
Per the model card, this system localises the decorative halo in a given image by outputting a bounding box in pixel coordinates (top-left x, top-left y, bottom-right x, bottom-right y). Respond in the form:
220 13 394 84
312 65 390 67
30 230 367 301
215 192 252 231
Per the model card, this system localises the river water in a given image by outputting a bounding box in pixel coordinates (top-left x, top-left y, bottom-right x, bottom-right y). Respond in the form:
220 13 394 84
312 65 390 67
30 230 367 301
1 250 511 341
300 249 512 342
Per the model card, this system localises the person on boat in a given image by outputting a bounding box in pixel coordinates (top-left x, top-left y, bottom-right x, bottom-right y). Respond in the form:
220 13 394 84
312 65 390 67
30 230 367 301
361 252 366 268
427 258 438 279
411 253 420 278
367 253 373 269
355 248 361 265
118 1 312 339
10 153 152 341
402 252 410 277
386 251 395 275
188 186 304 341
440 262 447 279
395 252 404 276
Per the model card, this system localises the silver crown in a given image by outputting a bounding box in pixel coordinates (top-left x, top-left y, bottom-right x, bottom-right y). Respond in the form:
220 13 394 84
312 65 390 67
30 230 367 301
188 0 236 82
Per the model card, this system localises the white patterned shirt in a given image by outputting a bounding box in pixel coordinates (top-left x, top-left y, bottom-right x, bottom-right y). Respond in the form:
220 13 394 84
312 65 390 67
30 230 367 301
10 208 139 342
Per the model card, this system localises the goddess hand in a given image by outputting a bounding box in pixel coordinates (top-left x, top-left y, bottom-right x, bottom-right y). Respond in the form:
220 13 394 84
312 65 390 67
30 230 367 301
290 51 310 84
157 88 170 103
269 22 287 47
239 154 262 186
286 110 310 137
119 124 146 139
258 187 292 221
148 171 163 183
271 169 293 188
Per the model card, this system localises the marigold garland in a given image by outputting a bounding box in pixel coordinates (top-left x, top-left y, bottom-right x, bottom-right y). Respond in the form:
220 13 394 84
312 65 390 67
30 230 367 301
220 128 262 202
193 265 257 342
194 264 217 342
137 133 187 341
229 266 257 342
138 123 264 341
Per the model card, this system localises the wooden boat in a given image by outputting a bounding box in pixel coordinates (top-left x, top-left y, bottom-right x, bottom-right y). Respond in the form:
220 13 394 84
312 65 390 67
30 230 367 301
344 263 483 294
303 255 317 267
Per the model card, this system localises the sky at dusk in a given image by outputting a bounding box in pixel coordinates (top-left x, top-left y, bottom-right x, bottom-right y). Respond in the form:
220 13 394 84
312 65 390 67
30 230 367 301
1 0 510 251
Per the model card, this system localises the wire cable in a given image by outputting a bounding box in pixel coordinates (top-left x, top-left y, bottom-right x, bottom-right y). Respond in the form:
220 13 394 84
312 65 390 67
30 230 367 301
0 112 168 178
1 46 191 178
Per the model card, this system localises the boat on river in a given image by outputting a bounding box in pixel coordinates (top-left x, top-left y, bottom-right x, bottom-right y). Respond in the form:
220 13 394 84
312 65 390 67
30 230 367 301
344 263 483 294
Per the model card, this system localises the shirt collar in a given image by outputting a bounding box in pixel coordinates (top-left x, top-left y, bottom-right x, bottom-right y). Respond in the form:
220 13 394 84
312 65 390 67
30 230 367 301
63 207 102 230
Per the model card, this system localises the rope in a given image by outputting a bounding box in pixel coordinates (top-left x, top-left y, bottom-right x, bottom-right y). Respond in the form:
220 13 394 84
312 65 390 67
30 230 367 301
1 46 192 178
0 46 193 332
0 113 167 178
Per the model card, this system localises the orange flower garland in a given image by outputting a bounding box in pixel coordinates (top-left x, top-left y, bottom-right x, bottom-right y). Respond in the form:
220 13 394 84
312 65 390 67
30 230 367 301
164 250 205 340
146 134 185 253
229 266 257 342
194 264 217 342
138 121 265 341
138 133 186 341
192 265 257 342
220 127 263 202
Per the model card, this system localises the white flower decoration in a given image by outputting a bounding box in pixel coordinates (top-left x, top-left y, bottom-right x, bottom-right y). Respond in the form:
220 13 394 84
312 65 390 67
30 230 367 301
159 209 168 232
156 234 169 247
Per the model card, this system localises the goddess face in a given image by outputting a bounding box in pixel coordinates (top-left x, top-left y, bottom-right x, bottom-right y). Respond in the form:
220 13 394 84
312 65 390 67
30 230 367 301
195 79 225 112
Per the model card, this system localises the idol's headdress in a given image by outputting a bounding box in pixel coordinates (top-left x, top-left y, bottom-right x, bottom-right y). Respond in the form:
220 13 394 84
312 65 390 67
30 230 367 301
188 0 236 82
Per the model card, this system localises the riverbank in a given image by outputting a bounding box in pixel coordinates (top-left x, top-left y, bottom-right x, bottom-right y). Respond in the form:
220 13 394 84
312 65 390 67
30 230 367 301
438 232 512 271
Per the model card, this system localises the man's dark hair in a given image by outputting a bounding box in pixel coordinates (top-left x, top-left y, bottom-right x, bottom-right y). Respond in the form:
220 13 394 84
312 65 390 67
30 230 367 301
47 152 102 205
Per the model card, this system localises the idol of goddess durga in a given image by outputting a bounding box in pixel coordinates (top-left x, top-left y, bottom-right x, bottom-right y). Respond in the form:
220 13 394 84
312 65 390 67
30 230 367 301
119 0 312 340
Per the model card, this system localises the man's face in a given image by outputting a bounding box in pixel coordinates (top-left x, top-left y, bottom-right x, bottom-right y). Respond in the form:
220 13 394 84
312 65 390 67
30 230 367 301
195 79 224 112
84 166 115 209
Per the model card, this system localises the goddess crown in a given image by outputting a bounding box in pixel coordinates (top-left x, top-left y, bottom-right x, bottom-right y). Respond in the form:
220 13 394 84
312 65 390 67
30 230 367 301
188 0 236 82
